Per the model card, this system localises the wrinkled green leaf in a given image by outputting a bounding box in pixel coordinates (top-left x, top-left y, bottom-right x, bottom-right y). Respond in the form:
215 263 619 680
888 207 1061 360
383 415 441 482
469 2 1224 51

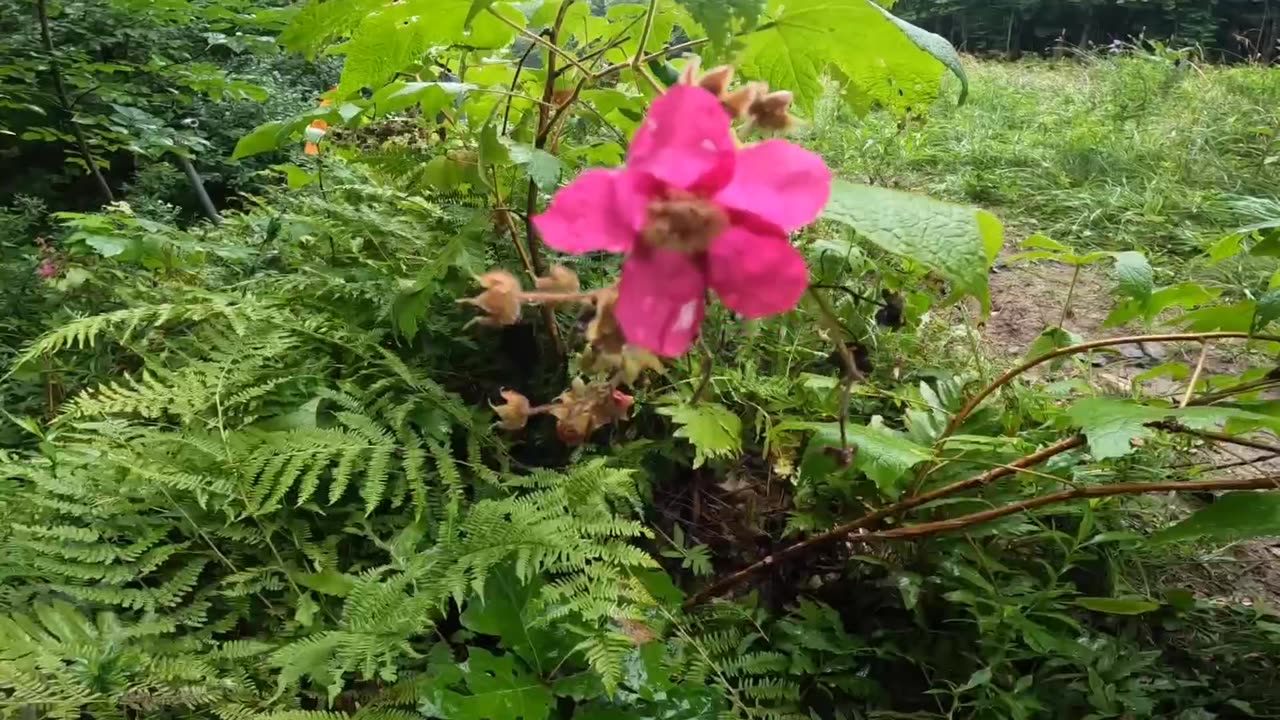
82 234 130 257
337 0 519 94
822 180 1000 310
1111 251 1153 303
1254 290 1280 331
804 420 931 496
1066 398 1168 460
675 0 762 49
739 0 966 114
507 142 563 191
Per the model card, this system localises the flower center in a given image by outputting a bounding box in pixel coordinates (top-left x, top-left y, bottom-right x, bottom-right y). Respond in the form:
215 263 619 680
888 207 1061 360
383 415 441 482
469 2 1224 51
640 191 727 253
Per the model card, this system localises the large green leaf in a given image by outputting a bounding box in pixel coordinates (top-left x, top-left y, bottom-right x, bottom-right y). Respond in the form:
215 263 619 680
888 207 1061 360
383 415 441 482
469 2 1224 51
336 0 521 93
1152 493 1280 544
803 421 931 497
676 0 764 49
737 0 967 114
443 648 554 720
821 180 1001 309
279 0 382 59
460 567 565 674
1111 251 1153 303
1066 399 1167 460
231 120 287 160
370 81 475 118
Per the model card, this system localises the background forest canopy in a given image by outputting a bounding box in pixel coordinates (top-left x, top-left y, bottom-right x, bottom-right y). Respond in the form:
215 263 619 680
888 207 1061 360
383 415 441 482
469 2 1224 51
4 0 1280 719
897 0 1280 60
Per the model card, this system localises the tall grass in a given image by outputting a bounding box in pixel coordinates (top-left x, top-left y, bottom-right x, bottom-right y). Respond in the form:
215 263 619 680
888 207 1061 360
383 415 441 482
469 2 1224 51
813 55 1280 258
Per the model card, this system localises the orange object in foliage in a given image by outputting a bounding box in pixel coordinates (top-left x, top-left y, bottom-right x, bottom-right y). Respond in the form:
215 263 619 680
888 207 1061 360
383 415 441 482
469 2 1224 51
304 89 337 155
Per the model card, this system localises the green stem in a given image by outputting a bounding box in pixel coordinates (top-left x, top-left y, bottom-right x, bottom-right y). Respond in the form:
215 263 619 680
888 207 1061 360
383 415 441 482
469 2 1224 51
1060 264 1081 327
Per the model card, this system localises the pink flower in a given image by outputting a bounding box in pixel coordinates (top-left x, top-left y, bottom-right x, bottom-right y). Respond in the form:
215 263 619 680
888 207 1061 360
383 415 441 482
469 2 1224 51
37 259 61 280
532 85 832 357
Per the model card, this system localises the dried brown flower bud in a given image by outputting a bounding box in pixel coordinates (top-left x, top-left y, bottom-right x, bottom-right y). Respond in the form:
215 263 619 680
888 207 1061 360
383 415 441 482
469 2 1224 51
535 264 580 294
461 270 522 327
721 84 758 120
585 286 626 355
618 618 657 645
678 60 759 120
749 88 796 132
547 378 633 446
492 389 533 430
697 65 734 98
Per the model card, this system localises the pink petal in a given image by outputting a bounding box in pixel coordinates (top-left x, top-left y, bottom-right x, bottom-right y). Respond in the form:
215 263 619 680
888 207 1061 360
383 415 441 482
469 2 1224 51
615 247 707 357
627 85 736 193
714 140 832 233
708 225 808 318
532 169 640 254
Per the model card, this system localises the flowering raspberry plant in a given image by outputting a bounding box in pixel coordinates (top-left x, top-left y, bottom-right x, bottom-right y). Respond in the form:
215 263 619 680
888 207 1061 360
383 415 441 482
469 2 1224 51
463 66 831 442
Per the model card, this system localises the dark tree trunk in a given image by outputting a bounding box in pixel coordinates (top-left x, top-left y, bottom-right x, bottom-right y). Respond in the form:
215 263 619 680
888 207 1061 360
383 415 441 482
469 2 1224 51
35 0 114 204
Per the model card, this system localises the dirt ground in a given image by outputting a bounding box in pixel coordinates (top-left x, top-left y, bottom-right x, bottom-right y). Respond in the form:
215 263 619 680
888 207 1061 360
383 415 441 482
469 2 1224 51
981 254 1280 608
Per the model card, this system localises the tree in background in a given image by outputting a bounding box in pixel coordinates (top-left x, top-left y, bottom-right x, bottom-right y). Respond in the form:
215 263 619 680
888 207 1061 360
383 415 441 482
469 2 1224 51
896 0 1279 61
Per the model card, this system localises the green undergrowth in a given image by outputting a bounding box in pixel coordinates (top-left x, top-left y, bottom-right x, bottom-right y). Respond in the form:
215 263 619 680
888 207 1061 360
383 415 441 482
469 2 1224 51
5 4 1280 720
816 55 1280 260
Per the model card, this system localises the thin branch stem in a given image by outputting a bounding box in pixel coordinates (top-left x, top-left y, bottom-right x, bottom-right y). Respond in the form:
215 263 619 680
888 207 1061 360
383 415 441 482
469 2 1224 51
810 283 886 307
501 40 539 135
1189 376 1280 406
1180 341 1211 408
633 0 659 68
486 7 589 76
939 332 1280 444
1161 422 1280 456
1060 265 1081 327
35 0 114 203
684 435 1086 607
808 288 861 452
496 207 537 280
593 38 710 79
856 475 1280 542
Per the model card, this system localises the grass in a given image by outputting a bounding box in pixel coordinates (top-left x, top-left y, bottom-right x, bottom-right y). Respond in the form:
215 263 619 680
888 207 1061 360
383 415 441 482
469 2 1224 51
811 54 1280 260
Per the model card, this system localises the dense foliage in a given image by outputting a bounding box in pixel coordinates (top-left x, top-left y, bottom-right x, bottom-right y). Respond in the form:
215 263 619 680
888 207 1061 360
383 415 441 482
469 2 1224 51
4 1 1280 719
898 0 1280 60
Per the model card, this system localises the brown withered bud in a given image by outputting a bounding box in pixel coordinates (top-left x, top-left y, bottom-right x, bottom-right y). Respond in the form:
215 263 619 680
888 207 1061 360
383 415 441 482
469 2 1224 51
534 264 580 294
547 379 634 446
697 65 734 97
492 389 533 430
552 87 576 107
721 84 758 120
678 59 757 120
749 88 796 132
618 618 657 645
586 286 626 355
461 270 522 327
